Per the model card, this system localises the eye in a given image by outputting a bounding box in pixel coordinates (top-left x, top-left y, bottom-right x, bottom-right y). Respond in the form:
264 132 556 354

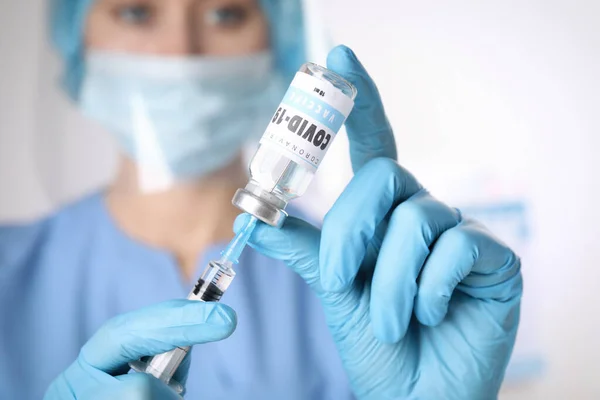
206 5 249 29
114 4 155 26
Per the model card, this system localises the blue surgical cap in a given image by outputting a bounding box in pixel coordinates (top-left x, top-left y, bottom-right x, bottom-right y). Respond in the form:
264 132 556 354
50 0 306 100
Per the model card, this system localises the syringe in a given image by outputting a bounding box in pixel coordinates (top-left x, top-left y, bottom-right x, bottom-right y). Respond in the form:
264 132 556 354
129 216 258 394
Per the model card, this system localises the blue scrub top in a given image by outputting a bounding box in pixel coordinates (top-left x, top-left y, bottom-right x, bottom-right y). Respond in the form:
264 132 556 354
0 193 352 399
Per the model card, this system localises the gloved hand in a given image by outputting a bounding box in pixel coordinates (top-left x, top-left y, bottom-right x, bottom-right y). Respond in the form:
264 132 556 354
235 45 523 400
44 300 236 399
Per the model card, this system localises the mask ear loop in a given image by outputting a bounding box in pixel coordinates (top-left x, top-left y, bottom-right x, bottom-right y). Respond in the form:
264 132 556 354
130 93 177 194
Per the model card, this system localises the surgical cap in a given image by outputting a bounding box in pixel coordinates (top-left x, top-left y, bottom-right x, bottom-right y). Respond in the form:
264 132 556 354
50 0 306 100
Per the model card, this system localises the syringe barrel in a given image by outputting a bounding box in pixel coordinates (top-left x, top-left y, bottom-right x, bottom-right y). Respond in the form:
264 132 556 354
130 261 236 394
190 261 236 302
142 346 190 385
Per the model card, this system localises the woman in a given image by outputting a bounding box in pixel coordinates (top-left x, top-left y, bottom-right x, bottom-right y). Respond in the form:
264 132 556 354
0 0 523 399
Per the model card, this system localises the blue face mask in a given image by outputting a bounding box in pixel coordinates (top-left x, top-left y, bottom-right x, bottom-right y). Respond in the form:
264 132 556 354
79 51 284 190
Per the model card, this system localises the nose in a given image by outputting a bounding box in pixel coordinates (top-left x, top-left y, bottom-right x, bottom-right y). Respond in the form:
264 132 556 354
159 9 200 56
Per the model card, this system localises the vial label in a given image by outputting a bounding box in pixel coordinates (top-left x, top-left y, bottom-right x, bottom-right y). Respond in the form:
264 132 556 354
259 72 355 171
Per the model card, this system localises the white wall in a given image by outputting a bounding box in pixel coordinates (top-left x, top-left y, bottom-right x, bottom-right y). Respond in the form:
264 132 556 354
1 0 599 398
0 0 117 222
0 0 49 220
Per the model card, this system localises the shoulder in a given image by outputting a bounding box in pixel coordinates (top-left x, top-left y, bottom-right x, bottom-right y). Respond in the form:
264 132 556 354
48 191 107 228
0 219 48 272
0 192 105 275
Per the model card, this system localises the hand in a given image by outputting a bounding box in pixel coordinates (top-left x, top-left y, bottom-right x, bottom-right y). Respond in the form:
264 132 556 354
44 300 236 399
234 46 522 400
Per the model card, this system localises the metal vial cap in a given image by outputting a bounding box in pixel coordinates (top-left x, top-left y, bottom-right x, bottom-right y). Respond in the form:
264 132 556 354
232 188 288 228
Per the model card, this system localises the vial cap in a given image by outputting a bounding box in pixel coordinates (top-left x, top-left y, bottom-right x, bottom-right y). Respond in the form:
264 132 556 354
232 189 288 228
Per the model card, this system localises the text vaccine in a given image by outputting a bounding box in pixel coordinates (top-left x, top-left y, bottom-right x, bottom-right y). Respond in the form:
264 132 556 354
232 62 357 227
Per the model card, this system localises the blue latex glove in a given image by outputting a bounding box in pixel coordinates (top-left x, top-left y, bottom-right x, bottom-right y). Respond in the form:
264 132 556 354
44 300 236 399
235 45 523 400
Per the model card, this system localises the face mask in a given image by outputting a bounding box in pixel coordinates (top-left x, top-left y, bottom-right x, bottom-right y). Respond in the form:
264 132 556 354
79 50 284 191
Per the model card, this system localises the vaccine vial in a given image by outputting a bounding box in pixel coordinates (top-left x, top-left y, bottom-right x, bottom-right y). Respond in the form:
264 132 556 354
232 63 357 227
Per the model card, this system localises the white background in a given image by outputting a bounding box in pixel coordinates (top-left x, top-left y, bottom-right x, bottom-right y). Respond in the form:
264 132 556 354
1 0 599 398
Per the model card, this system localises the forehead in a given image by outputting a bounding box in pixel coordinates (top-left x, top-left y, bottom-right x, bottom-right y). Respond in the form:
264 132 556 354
93 0 260 7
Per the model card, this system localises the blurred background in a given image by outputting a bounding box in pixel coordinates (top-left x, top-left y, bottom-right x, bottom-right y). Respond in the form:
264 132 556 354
1 0 598 398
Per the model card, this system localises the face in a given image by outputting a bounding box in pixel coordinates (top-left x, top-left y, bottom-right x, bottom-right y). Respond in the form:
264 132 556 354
85 0 270 56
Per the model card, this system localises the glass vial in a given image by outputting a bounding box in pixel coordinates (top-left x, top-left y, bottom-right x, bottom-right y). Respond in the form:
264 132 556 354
232 63 357 227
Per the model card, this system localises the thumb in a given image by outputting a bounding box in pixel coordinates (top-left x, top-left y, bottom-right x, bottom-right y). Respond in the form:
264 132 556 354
49 301 236 399
82 300 236 374
234 214 323 291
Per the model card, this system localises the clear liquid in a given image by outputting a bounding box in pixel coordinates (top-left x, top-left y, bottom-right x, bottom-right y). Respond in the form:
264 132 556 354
190 261 235 302
249 143 315 203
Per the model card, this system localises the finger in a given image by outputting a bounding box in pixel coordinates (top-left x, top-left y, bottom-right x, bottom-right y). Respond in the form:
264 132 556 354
172 351 191 390
81 300 237 374
53 360 186 400
320 158 422 292
234 214 323 291
326 45 397 172
105 373 181 400
415 219 523 327
370 192 460 343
